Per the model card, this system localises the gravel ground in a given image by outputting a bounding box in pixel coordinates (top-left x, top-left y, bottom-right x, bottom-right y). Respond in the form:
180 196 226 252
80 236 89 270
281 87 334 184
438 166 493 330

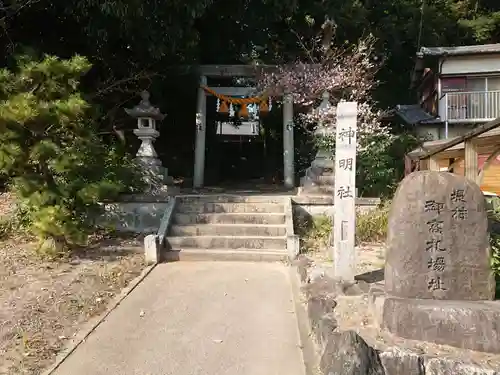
0 193 147 375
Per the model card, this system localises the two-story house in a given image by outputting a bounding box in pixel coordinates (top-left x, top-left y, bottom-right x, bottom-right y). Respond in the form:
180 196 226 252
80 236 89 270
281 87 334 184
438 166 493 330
390 43 500 193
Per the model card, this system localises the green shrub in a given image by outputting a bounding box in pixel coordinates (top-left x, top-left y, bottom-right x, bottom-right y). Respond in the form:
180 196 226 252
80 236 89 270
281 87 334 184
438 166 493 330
490 231 500 279
0 216 13 240
0 55 143 255
356 202 390 244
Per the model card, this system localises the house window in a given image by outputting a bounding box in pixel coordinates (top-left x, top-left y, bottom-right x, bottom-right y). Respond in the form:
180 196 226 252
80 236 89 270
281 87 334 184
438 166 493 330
442 77 467 119
468 77 486 91
441 76 492 92
488 77 500 90
442 76 500 120
441 77 466 93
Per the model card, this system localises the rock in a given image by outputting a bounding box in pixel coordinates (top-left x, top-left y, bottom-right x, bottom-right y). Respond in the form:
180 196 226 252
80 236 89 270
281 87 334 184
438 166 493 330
308 267 326 283
425 358 500 375
379 348 425 375
337 280 369 296
385 171 495 300
302 275 337 299
315 313 337 348
307 293 337 340
320 330 385 375
295 255 313 283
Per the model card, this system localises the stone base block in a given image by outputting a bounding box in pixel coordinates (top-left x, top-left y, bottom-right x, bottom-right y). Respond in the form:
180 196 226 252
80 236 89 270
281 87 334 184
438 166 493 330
144 234 160 264
368 285 386 327
382 296 500 354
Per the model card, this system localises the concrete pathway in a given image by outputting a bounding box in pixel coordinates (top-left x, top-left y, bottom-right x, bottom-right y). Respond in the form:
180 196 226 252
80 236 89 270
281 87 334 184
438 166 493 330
52 262 306 375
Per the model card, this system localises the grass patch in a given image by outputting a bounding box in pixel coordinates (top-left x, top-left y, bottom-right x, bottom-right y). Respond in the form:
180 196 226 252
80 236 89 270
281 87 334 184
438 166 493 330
295 202 390 255
297 202 500 298
295 215 332 254
356 202 390 244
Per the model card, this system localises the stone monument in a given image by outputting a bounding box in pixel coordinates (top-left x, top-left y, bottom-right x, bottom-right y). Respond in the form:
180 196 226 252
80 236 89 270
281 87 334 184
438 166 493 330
125 91 178 195
382 170 500 353
332 101 358 281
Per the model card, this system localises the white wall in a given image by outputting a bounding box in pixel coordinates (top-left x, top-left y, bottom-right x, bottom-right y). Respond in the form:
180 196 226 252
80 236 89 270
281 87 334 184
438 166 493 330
447 124 470 138
416 123 471 141
440 54 500 75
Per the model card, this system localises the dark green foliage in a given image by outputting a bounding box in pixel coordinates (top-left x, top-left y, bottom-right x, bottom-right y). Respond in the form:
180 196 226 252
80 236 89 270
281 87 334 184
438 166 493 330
490 224 500 275
0 55 143 253
486 204 500 297
0 0 497 204
357 132 420 198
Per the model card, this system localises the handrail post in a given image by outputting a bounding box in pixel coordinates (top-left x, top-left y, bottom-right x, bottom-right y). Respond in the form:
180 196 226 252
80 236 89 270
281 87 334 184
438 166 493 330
485 91 489 119
444 93 449 139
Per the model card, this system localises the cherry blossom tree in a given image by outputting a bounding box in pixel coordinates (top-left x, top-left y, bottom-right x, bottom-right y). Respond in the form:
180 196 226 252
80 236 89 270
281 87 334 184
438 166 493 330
257 29 392 151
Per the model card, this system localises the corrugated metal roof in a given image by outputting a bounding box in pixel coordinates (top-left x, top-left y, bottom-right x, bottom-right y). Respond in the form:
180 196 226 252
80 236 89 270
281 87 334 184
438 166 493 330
407 125 500 158
393 104 442 125
419 44 500 57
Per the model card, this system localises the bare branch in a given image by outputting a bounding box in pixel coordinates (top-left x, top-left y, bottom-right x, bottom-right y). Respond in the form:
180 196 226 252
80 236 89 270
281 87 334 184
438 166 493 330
256 32 389 150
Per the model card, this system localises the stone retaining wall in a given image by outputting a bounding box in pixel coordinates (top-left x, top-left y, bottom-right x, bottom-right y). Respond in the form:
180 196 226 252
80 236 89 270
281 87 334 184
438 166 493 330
100 195 382 234
292 196 380 220
98 195 172 233
295 255 500 375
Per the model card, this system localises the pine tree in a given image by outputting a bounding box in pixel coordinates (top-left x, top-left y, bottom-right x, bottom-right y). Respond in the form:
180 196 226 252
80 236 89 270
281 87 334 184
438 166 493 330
0 55 142 254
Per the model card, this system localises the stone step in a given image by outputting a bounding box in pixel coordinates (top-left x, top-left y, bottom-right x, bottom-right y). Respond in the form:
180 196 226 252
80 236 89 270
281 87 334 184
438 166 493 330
163 248 288 263
306 167 335 179
311 158 335 169
177 195 285 204
301 174 335 186
169 224 286 237
297 185 335 195
166 235 286 250
172 213 286 225
176 202 284 214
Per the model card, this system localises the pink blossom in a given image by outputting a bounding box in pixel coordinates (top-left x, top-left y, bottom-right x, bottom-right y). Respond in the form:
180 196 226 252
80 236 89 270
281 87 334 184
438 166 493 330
257 34 389 151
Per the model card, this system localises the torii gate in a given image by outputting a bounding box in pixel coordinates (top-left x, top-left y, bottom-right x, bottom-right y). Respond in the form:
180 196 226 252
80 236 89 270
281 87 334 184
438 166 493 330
193 64 295 189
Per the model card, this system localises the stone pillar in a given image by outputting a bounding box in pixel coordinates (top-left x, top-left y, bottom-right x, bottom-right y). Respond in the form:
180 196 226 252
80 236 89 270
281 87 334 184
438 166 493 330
193 76 207 188
332 102 358 281
283 92 295 188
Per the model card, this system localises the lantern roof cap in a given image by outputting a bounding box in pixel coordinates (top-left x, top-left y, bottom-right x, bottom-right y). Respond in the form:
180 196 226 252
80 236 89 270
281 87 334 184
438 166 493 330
125 91 165 120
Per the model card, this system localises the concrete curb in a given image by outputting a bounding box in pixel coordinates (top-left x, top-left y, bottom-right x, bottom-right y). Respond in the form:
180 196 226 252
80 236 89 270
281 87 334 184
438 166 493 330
289 265 320 375
144 197 178 264
42 263 158 375
284 197 300 261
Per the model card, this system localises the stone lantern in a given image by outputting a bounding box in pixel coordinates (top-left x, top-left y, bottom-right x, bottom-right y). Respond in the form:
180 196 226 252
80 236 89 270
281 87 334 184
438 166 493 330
313 91 335 164
125 91 176 194
299 91 336 195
